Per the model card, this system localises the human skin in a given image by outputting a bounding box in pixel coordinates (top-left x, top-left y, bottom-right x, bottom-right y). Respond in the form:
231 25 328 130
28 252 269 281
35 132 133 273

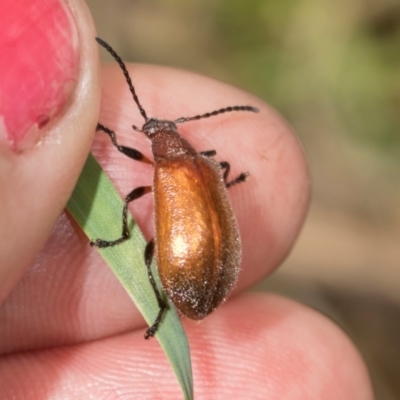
0 0 374 398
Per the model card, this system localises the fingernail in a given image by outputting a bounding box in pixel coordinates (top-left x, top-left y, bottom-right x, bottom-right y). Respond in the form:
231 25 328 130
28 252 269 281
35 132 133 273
0 0 80 152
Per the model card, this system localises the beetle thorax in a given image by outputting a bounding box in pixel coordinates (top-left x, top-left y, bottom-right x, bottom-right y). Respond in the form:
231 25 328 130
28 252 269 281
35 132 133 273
142 118 177 137
143 118 197 161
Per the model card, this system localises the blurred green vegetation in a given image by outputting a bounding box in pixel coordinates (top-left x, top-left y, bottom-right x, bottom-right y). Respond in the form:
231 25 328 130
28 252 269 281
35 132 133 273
212 0 400 156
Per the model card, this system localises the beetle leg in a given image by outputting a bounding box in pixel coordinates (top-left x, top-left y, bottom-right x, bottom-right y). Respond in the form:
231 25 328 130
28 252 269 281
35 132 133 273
144 239 167 339
90 186 152 248
219 161 231 182
226 172 249 188
97 123 153 165
201 153 248 187
220 161 249 188
199 149 217 158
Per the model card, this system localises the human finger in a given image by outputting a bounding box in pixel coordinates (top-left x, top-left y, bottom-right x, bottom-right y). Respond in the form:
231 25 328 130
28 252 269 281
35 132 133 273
0 294 373 399
0 0 100 302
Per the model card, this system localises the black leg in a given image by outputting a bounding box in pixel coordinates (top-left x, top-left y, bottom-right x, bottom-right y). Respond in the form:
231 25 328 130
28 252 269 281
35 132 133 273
97 123 153 165
90 186 152 248
220 161 249 188
199 149 217 158
144 239 167 339
219 161 230 182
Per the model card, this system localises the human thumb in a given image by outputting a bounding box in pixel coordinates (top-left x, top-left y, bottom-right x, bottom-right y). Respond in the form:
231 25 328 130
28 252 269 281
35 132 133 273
0 0 100 302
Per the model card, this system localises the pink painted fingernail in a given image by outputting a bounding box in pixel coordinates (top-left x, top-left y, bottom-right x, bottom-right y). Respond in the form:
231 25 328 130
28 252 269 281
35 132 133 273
0 0 79 152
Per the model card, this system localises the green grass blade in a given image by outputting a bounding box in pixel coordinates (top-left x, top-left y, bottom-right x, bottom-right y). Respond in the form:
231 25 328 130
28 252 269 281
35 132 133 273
66 153 193 400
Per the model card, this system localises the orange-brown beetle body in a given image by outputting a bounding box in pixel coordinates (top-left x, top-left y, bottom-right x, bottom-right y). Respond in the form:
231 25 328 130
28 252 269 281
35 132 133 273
150 120 241 320
91 38 258 338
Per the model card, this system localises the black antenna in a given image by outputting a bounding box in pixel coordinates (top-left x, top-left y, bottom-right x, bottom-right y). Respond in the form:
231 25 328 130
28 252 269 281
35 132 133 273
174 105 259 124
96 37 148 122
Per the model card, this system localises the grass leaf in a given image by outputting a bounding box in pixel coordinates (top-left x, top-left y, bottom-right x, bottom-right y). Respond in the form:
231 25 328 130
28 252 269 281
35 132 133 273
66 153 193 400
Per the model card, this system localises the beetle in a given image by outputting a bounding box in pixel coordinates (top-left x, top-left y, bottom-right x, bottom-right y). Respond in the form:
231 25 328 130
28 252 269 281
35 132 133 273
91 37 259 339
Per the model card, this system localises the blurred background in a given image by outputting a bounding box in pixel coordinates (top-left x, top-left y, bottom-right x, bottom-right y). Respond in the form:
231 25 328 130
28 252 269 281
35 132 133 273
86 0 400 398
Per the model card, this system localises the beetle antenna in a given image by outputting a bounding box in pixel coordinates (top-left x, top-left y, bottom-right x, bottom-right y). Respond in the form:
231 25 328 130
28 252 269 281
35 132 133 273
96 37 148 122
174 105 259 124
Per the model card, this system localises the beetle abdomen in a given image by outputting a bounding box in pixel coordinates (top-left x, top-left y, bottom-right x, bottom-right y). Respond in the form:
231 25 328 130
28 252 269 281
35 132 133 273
154 156 241 320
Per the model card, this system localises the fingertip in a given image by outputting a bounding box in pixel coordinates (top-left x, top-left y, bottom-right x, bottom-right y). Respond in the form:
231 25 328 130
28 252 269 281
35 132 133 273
0 0 101 301
185 293 373 399
0 293 373 399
